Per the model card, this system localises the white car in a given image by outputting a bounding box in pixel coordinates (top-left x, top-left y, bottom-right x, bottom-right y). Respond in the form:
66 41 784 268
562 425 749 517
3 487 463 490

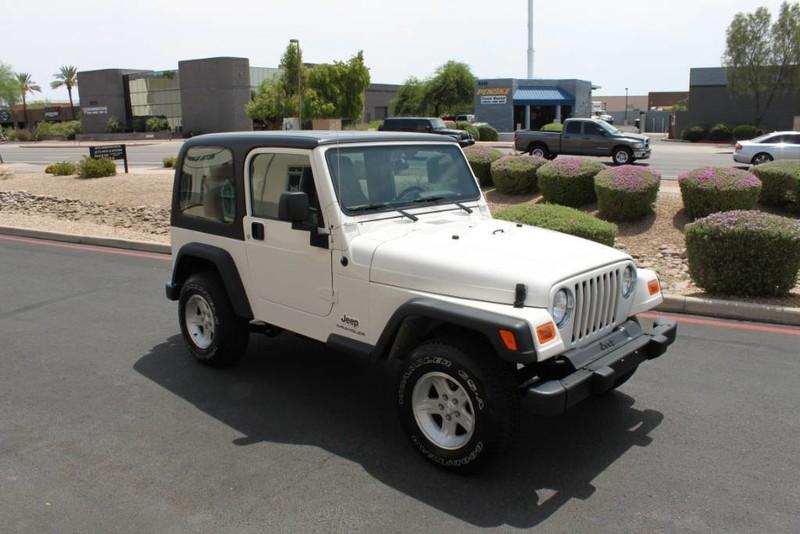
734 131 800 165
165 131 677 470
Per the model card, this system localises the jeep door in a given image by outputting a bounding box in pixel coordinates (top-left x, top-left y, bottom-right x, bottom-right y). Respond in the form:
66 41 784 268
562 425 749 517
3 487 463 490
244 149 333 317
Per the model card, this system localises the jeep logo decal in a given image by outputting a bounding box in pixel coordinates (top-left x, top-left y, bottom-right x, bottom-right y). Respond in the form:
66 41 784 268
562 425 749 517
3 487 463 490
340 314 359 328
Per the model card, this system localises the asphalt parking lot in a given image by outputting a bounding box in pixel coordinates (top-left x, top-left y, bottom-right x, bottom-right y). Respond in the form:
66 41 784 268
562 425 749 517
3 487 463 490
1 235 799 533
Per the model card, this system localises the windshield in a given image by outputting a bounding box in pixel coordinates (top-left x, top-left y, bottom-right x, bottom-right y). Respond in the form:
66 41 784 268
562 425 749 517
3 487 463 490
326 144 481 214
429 118 447 129
596 120 620 134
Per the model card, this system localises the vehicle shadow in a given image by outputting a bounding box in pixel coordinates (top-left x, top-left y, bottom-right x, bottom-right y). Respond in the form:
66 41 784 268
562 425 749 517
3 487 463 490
134 334 664 529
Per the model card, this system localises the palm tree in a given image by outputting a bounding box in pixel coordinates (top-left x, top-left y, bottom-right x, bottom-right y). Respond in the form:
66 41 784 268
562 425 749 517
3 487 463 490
16 73 41 130
51 66 78 119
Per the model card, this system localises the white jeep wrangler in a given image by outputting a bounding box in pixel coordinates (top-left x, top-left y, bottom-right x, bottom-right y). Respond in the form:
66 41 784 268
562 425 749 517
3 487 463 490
166 131 676 470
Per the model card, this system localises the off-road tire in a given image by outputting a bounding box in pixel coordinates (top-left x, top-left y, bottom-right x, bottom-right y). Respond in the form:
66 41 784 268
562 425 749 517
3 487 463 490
396 336 519 472
178 273 249 367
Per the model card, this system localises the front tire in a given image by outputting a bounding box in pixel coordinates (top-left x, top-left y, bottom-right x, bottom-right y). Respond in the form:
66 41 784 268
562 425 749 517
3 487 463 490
178 273 249 367
396 336 519 471
612 147 633 165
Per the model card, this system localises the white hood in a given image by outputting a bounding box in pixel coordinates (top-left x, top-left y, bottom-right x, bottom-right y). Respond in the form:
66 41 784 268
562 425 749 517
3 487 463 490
362 214 629 307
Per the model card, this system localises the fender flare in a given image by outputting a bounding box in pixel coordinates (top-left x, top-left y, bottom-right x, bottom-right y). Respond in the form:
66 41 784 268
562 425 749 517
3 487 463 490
166 242 253 319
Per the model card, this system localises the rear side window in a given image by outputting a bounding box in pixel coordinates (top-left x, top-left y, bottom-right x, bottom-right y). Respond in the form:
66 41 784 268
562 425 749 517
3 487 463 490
179 146 236 224
565 121 581 134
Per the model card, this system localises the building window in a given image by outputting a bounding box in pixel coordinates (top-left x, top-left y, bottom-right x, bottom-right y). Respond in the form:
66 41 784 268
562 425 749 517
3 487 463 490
179 147 236 224
127 71 182 131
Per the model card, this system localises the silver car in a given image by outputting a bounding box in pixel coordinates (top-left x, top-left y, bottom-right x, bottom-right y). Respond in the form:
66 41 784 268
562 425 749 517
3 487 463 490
734 131 800 165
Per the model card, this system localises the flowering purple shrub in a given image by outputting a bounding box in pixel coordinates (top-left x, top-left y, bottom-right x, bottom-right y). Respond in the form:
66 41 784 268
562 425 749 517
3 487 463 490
685 210 800 296
463 145 502 186
537 157 606 207
594 166 661 221
678 167 762 219
490 154 547 195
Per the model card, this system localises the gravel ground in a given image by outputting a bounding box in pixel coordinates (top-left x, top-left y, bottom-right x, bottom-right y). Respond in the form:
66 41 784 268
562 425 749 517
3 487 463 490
1 171 798 306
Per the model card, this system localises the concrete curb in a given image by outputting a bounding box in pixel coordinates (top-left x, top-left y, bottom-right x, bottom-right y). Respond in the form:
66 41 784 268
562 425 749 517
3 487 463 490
657 295 800 327
0 225 170 255
1 225 798 326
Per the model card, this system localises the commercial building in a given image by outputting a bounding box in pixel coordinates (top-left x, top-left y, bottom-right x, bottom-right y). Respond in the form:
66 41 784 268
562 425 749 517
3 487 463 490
0 102 78 130
76 56 399 135
474 78 595 132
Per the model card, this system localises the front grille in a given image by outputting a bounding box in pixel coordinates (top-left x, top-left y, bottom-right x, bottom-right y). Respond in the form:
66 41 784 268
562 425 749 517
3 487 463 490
571 268 621 343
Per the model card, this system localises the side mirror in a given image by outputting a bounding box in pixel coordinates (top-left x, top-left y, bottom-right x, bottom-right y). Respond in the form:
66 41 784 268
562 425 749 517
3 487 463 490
278 191 309 223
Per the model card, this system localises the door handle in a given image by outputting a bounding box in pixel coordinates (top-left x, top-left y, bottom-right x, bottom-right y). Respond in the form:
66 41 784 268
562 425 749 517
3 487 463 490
251 221 264 240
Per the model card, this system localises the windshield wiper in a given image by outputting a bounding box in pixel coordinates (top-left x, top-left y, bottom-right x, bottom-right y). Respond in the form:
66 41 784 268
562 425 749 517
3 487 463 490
348 203 418 222
412 196 473 214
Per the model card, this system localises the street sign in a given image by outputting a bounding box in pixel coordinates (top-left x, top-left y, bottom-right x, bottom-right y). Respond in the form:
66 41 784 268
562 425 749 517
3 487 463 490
89 144 128 173
0 109 11 123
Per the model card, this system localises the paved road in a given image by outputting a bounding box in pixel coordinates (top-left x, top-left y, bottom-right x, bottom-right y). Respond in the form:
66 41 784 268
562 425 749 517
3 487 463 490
1 138 737 178
1 235 799 533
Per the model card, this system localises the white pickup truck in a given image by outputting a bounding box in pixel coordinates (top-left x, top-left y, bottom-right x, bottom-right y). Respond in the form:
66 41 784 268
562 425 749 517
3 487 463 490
165 131 676 471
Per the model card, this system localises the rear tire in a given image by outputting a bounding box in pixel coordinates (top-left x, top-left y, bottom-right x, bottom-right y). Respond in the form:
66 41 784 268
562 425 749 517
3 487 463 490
751 152 773 165
528 144 549 159
396 336 519 472
178 273 249 367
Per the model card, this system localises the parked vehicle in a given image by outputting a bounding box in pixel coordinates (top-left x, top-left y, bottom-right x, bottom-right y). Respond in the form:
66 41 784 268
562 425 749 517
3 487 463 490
166 131 676 470
454 114 476 123
593 111 614 124
514 118 651 165
733 131 800 165
379 117 475 147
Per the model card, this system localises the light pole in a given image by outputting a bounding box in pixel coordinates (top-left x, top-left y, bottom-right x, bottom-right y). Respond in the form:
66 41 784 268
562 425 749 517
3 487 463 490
290 39 302 128
624 87 629 125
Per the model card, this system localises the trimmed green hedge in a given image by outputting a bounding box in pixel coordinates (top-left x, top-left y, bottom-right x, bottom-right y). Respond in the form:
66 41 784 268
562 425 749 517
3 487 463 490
463 145 502 186
541 123 563 132
34 120 82 140
44 161 78 176
476 124 498 142
537 157 605 207
490 155 547 195
455 122 480 141
678 167 761 219
685 210 800 296
707 123 732 141
494 203 617 246
750 161 800 212
682 124 707 142
78 156 117 178
733 124 761 141
594 166 661 221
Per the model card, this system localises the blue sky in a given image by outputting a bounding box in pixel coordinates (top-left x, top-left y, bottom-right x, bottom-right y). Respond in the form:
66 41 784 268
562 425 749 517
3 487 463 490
3 0 790 102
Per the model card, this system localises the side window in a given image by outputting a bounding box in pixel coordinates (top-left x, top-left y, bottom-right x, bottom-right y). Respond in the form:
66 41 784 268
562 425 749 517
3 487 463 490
249 153 322 228
417 120 431 132
565 121 582 135
179 146 236 224
789 135 800 145
584 122 603 136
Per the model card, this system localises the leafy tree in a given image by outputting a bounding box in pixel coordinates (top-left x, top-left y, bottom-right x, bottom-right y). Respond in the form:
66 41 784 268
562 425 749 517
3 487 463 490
390 77 429 116
424 61 476 116
0 62 18 108
16 73 41 129
245 78 289 127
280 41 304 99
722 1 800 125
50 65 79 119
337 51 370 120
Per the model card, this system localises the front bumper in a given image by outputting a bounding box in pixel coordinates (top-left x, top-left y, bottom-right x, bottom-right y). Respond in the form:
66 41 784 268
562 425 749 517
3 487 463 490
522 318 677 416
633 148 651 159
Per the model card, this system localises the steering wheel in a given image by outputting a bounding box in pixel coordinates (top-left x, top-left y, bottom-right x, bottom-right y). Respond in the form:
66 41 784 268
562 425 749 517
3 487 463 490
396 186 424 201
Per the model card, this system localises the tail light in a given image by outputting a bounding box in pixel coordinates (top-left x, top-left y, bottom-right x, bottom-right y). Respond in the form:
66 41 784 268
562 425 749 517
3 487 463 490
735 143 742 151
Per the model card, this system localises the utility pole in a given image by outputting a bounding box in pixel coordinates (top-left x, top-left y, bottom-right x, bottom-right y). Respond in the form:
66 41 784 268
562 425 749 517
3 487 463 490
290 39 302 128
525 0 534 130
624 87 629 125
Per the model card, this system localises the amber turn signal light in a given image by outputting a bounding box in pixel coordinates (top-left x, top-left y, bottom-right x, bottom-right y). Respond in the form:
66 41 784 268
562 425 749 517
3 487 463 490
648 278 661 296
535 322 557 345
498 329 518 351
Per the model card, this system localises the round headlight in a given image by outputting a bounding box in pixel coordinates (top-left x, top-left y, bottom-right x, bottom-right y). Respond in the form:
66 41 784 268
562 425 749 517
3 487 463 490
552 288 573 327
622 265 637 297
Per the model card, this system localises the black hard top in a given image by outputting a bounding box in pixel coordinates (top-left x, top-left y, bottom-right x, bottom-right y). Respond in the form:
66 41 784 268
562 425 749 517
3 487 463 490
182 130 453 150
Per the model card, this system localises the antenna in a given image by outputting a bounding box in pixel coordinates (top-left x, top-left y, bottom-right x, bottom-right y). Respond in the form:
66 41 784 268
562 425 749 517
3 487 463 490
527 0 534 78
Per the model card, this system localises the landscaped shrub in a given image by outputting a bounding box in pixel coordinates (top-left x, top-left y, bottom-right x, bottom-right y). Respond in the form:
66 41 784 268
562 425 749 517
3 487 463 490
685 210 800 296
594 166 661 221
463 145 502 186
35 120 82 140
490 154 547 195
13 129 32 141
733 124 761 141
145 116 170 132
44 161 77 175
541 123 563 132
455 122 480 141
163 156 177 168
476 124 498 142
537 157 605 207
707 123 732 142
678 167 762 219
494 204 617 246
682 124 707 142
106 115 122 133
77 156 116 178
750 160 800 212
